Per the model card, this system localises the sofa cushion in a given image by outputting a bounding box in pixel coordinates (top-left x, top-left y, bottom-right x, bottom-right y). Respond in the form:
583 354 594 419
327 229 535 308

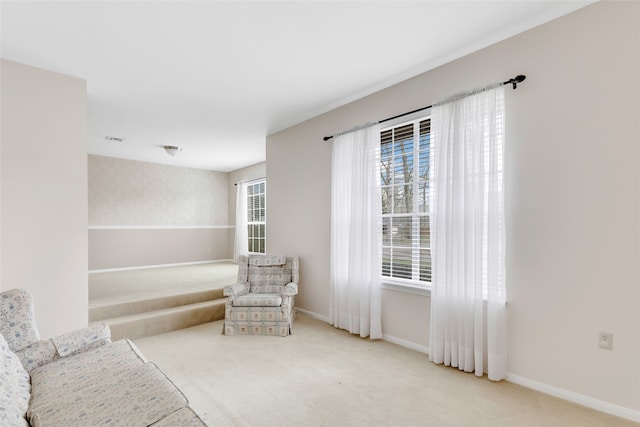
232 293 282 307
0 332 30 427
28 363 188 427
0 288 40 352
29 339 147 411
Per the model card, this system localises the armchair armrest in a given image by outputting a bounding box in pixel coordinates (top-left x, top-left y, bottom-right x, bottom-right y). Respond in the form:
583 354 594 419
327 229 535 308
283 282 298 296
223 282 250 298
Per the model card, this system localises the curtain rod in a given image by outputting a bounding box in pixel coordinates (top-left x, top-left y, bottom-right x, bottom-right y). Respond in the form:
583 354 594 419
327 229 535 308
234 177 265 186
322 74 526 141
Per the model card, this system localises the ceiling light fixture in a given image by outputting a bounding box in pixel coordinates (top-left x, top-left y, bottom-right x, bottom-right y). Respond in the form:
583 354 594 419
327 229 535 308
104 136 124 142
163 145 182 156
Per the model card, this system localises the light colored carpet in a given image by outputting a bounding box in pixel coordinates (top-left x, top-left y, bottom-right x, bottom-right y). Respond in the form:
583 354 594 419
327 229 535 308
89 262 238 309
134 314 636 427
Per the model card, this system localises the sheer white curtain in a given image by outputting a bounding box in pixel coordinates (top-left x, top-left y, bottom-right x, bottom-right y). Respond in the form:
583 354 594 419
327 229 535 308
234 183 248 263
329 124 382 339
428 84 507 380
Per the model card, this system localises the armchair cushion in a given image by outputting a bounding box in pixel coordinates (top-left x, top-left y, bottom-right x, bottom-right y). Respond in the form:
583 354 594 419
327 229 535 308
248 255 297 292
233 294 282 307
225 296 293 323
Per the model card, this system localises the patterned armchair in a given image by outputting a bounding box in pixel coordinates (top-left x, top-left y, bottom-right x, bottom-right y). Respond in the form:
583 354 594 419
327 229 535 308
223 254 299 337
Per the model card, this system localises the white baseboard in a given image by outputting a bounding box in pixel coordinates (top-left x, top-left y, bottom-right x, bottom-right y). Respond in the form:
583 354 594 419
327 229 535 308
382 334 430 355
507 373 640 423
295 307 330 324
295 308 430 355
89 259 235 274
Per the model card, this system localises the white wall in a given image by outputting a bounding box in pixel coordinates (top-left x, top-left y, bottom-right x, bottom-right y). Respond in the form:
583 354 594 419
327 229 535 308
1 59 88 339
267 1 639 416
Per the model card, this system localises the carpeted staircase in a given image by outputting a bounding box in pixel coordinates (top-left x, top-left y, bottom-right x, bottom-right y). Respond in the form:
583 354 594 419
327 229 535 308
90 288 227 341
89 262 238 341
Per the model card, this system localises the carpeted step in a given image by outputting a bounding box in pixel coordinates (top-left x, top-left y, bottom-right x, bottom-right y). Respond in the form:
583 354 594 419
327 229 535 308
89 288 225 322
94 299 226 341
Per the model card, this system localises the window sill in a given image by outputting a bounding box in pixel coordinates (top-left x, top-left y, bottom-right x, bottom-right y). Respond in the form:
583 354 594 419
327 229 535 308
381 281 507 305
381 280 431 297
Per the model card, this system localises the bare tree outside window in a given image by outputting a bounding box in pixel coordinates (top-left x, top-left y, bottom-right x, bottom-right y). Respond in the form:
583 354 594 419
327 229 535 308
380 118 431 284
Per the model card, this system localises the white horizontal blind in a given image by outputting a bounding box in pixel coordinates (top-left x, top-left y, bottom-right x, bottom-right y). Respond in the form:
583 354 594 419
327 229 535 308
380 117 431 285
247 180 266 254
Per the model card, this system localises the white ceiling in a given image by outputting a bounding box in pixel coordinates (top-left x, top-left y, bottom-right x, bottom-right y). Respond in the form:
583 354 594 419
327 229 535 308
1 1 592 172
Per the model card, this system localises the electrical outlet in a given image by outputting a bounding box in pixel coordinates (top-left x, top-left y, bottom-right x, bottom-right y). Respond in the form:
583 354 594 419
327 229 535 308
598 332 613 350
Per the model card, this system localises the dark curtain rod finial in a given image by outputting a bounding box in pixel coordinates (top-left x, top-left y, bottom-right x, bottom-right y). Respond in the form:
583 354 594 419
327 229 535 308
509 74 526 89
323 74 526 141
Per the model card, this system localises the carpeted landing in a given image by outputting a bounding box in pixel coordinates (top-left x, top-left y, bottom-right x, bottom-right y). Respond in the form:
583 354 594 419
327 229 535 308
89 262 238 340
134 314 637 427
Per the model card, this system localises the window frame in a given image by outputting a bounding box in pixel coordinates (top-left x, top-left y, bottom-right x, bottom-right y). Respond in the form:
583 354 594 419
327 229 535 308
246 179 266 254
379 111 432 294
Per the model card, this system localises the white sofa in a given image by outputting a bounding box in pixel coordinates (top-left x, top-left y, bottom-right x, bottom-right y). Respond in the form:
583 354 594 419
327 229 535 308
0 288 207 427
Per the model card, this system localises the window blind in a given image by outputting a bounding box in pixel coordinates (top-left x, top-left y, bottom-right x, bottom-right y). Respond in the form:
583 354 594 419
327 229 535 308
380 117 431 285
247 180 266 254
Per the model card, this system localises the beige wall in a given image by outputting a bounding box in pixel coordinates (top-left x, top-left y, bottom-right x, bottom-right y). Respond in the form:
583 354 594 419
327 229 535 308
267 1 639 415
88 155 231 269
1 59 88 339
89 228 229 270
227 162 266 255
227 162 266 227
89 155 227 226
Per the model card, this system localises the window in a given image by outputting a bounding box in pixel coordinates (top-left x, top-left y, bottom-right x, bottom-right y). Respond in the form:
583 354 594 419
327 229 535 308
247 180 266 254
380 117 431 286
